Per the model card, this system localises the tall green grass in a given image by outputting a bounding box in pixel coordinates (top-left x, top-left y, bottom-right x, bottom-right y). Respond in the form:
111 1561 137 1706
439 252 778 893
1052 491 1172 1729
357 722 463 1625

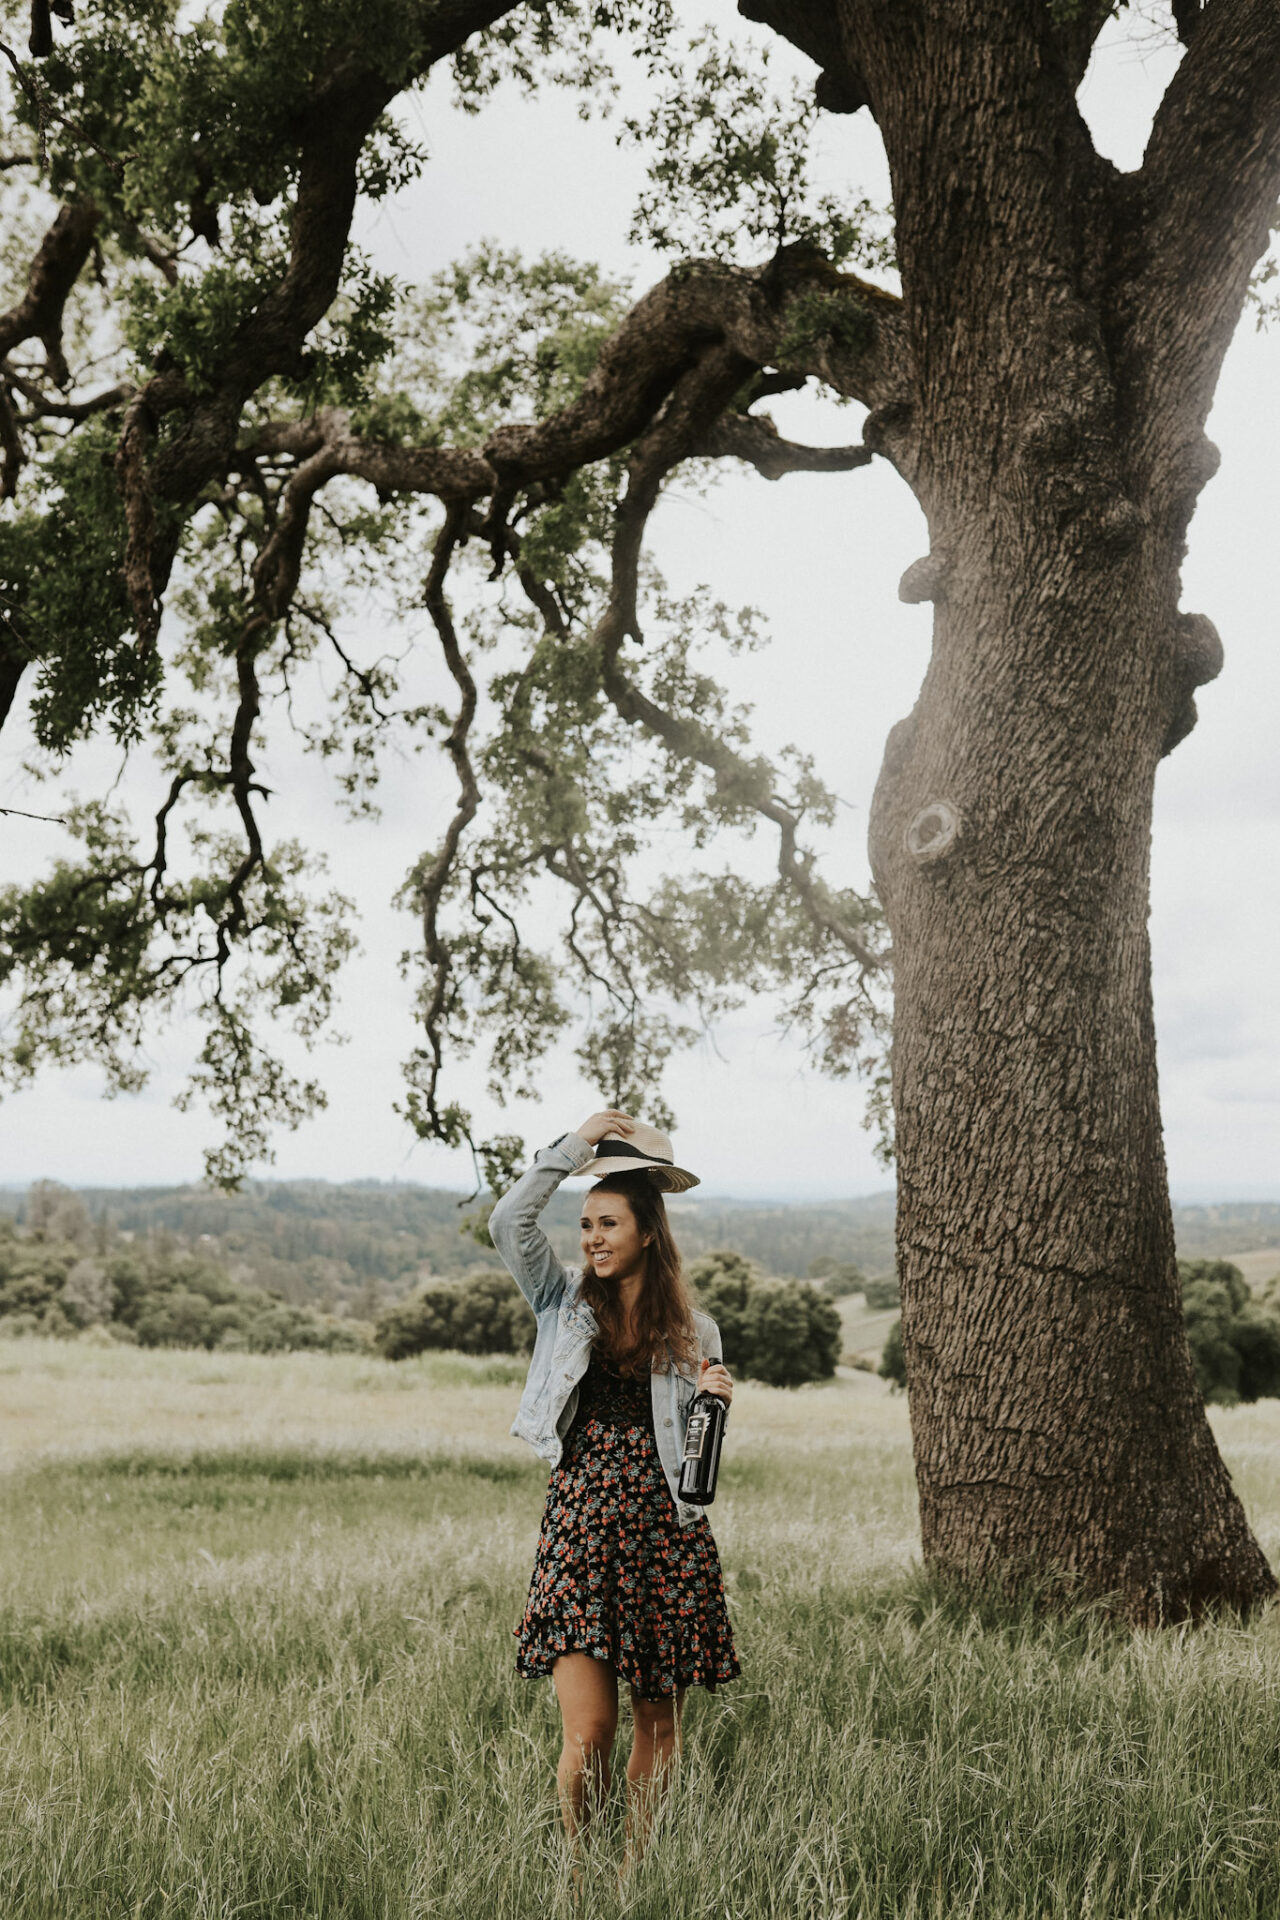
2 1341 1280 1916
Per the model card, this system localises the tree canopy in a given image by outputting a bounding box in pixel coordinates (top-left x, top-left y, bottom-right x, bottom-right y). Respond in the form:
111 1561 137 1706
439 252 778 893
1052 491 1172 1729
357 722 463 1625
0 0 899 1189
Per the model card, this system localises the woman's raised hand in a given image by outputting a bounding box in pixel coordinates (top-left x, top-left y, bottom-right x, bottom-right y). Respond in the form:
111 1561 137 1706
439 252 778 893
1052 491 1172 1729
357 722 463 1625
575 1109 636 1147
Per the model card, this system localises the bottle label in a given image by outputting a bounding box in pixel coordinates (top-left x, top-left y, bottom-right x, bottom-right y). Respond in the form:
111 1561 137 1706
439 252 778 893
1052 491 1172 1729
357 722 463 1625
683 1411 709 1461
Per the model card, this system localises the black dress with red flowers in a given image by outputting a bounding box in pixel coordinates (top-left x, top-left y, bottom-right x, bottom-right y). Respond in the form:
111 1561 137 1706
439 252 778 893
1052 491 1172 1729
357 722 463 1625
514 1344 740 1701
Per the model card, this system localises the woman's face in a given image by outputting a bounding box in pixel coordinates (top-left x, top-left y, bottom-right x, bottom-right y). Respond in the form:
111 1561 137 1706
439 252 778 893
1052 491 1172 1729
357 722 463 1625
580 1189 650 1284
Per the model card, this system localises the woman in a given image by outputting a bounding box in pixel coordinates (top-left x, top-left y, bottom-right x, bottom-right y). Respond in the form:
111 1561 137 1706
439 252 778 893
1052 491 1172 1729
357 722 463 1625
490 1109 739 1855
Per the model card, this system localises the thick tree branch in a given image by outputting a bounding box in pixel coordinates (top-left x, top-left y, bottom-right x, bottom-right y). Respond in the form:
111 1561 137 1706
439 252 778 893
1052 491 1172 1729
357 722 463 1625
736 0 872 117
0 380 24 498
217 631 268 962
234 252 903 533
115 388 163 649
485 247 906 489
237 418 493 502
0 198 98 370
4 363 133 420
692 408 872 479
249 442 344 620
1124 0 1280 504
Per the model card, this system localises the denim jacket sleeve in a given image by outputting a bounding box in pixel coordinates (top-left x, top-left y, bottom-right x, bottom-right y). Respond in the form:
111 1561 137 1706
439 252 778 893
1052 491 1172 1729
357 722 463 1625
697 1312 723 1368
489 1131 596 1315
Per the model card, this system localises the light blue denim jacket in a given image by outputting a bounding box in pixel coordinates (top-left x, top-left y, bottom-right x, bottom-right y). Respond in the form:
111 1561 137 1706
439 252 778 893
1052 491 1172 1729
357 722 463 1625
490 1131 723 1528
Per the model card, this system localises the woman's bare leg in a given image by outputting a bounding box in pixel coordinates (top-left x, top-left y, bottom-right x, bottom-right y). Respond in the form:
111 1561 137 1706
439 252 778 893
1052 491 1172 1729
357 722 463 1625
623 1686 685 1865
551 1653 619 1844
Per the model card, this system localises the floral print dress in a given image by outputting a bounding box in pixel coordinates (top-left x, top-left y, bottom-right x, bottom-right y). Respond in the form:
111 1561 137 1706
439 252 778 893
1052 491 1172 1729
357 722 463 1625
514 1344 740 1701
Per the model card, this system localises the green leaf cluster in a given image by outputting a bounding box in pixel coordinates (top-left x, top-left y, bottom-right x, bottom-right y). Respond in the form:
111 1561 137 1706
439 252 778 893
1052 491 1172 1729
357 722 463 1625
626 31 894 272
0 420 153 751
1180 1260 1280 1406
373 1269 534 1360
687 1248 843 1388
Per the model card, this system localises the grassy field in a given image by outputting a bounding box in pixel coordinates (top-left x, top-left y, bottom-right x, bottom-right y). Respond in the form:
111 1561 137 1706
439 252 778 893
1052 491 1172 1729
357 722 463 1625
5 1339 1280 1917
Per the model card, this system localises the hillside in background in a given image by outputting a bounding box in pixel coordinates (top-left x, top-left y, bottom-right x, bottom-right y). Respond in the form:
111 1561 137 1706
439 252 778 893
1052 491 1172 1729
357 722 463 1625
0 1182 1276 1317
1166 1204 1280 1261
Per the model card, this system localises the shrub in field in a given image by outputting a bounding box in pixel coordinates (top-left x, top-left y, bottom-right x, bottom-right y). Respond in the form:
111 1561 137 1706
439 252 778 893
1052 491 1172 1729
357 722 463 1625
60 1258 115 1326
1180 1260 1280 1405
808 1257 868 1299
0 1233 77 1324
133 1285 233 1350
687 1250 757 1367
1228 1313 1280 1404
375 1270 534 1360
742 1282 842 1387
688 1249 841 1386
880 1318 907 1389
863 1274 901 1310
374 1286 457 1359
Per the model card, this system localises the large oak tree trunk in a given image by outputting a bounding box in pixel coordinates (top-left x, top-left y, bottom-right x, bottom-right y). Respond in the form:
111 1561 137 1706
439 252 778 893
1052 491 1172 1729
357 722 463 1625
868 522 1273 1620
831 0 1280 1617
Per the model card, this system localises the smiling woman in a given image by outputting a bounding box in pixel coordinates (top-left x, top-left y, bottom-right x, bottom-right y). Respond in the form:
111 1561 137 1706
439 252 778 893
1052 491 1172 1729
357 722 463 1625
488 1109 739 1870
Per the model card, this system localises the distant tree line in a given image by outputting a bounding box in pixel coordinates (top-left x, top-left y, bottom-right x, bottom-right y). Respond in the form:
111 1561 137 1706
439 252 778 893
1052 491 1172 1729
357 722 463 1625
0 1180 905 1301
878 1260 1280 1403
0 1184 364 1352
374 1247 845 1389
0 1178 501 1315
2 1179 1261 1319
7 1178 1272 1390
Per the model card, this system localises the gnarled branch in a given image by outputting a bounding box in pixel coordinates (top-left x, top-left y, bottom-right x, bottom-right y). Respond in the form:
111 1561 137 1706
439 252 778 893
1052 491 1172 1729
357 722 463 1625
692 407 872 479
0 198 98 370
588 344 884 973
402 504 480 1145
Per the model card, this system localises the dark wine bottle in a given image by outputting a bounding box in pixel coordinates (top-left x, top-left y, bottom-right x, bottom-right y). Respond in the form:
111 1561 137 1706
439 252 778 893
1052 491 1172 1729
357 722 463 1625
677 1389 728 1506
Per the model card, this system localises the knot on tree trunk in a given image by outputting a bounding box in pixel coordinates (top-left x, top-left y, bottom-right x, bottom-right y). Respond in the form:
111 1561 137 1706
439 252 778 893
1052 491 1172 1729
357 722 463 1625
1097 494 1147 550
905 800 962 866
1167 435 1222 521
1173 611 1224 689
863 400 913 464
898 552 949 605
1160 615 1223 758
814 66 870 115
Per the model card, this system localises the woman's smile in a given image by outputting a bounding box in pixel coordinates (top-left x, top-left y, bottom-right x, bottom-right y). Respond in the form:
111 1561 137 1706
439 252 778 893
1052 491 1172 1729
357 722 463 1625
580 1195 648 1282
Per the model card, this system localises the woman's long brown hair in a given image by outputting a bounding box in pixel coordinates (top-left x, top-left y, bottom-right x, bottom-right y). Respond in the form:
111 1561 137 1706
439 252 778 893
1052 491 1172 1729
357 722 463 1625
578 1172 699 1375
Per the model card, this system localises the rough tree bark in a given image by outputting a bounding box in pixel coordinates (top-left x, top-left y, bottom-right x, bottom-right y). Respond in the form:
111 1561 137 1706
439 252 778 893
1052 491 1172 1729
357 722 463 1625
746 0 1280 1619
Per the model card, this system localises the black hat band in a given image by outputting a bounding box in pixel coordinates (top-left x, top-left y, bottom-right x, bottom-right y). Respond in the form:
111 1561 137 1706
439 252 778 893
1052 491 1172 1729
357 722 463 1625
594 1139 673 1167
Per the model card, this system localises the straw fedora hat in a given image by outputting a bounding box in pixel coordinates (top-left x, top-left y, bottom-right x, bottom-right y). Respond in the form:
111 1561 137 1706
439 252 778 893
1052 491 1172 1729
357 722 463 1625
573 1121 701 1194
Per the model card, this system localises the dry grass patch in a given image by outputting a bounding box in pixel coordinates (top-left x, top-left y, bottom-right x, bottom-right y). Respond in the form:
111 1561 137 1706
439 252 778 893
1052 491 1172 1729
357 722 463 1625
3 1340 1280 1918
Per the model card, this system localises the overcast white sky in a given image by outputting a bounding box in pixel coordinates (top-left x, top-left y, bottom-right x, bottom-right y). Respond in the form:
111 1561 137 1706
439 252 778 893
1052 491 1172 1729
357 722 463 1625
1 9 1276 1201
